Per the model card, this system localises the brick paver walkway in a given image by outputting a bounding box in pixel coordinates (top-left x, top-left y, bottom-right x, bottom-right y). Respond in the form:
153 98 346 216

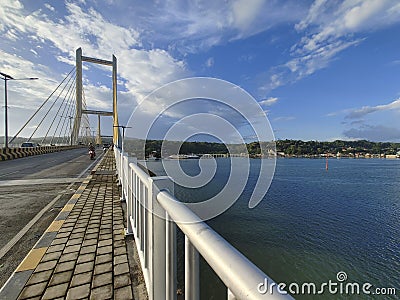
0 149 135 299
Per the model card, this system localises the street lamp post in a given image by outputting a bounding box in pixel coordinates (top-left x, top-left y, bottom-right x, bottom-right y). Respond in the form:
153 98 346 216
1 72 38 148
61 115 73 145
84 126 91 145
92 130 96 144
113 125 131 155
68 116 73 146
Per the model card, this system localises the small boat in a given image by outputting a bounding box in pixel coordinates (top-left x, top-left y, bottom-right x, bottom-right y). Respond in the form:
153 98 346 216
167 154 200 159
168 154 186 159
147 151 159 161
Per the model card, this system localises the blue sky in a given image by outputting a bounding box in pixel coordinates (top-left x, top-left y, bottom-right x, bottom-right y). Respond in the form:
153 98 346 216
1 0 400 142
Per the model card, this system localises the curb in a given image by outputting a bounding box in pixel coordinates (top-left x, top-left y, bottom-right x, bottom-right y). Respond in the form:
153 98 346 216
0 146 85 161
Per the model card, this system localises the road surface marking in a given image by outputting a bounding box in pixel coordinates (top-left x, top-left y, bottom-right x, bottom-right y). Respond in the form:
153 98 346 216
46 220 64 232
0 178 84 186
70 193 80 200
0 153 103 260
61 204 74 212
0 194 63 261
15 248 47 272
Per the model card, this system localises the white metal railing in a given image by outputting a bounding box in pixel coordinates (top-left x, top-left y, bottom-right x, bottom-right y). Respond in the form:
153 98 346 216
115 147 293 300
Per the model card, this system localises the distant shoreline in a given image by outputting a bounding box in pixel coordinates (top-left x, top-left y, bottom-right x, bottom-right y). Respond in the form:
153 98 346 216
139 139 400 159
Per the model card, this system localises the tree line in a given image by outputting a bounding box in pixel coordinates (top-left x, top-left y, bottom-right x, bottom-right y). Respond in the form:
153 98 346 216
276 139 400 156
123 139 400 158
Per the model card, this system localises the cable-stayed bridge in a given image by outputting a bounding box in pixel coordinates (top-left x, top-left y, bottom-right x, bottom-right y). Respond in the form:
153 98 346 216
0 49 292 300
3 48 119 151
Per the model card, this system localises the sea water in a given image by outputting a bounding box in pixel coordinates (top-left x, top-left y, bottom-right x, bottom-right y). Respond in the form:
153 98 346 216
143 158 399 299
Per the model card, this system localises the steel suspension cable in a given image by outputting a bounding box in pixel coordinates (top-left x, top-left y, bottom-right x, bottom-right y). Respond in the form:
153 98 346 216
50 82 76 145
9 67 76 144
79 87 91 144
80 88 90 142
55 84 76 143
41 74 77 144
28 70 76 141
59 91 76 145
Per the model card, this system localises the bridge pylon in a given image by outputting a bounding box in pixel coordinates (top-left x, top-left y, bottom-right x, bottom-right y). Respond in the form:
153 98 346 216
72 48 120 146
96 115 102 145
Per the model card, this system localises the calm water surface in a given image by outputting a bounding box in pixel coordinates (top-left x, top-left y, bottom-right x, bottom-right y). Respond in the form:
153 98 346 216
143 158 399 299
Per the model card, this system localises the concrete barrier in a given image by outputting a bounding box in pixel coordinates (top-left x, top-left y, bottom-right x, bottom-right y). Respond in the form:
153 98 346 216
0 145 85 161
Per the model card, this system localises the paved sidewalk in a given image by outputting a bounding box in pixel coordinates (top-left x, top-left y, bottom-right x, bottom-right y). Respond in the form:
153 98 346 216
0 150 136 299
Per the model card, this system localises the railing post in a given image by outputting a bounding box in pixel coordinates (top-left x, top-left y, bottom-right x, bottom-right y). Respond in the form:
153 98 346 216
114 149 119 177
148 176 174 300
125 158 137 235
119 148 123 185
185 236 199 300
120 154 126 201
157 191 294 300
135 174 139 231
139 182 144 251
121 153 130 202
166 213 177 300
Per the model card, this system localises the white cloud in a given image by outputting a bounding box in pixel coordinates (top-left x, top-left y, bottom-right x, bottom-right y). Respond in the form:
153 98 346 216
0 1 190 137
273 116 295 122
345 98 400 119
295 0 398 39
332 98 400 142
262 0 400 91
44 3 55 12
3 1 399 141
259 97 278 106
56 55 75 66
264 38 361 91
27 3 141 60
295 0 328 31
231 0 265 31
0 49 60 103
343 124 400 141
262 74 282 91
205 57 214 68
118 0 305 54
0 0 27 33
327 98 400 120
84 83 113 110
5 28 19 41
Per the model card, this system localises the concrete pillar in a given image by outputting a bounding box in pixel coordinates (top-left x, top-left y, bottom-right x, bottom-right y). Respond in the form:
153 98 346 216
96 115 102 145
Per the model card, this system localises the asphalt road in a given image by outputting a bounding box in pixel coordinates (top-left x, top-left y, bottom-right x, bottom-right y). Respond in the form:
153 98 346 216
0 147 103 288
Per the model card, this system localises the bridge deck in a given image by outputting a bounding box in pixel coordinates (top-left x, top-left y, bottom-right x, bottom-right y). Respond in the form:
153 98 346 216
0 150 140 299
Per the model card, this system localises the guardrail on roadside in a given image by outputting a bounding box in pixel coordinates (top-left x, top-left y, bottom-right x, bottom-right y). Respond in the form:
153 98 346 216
115 147 293 300
0 145 84 161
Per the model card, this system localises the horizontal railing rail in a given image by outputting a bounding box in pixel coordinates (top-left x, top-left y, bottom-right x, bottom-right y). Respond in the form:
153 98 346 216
115 147 293 300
